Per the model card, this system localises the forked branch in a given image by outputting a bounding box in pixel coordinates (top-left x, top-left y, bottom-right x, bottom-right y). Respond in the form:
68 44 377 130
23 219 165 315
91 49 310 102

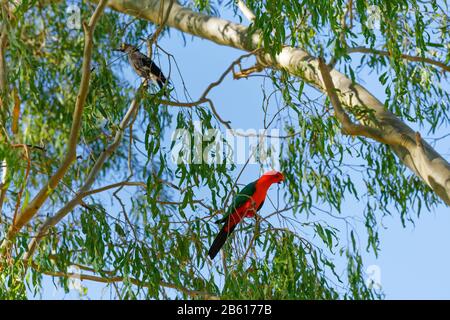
318 57 417 151
0 0 109 257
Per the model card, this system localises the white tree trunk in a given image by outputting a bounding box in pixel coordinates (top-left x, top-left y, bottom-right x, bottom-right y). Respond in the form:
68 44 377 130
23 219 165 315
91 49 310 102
91 0 450 205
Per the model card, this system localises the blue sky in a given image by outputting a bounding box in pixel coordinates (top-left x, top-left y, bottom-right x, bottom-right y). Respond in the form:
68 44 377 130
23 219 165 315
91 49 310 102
33 3 450 299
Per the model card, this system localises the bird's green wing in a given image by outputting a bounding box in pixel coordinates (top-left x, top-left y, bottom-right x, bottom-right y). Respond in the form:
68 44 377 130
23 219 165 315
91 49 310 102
216 181 257 224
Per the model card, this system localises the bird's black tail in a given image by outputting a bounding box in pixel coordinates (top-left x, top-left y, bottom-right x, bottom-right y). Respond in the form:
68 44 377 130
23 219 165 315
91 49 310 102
208 224 236 259
156 79 164 90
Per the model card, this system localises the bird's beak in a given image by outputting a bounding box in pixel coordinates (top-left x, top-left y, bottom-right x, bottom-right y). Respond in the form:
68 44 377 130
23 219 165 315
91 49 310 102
278 174 285 184
113 44 125 52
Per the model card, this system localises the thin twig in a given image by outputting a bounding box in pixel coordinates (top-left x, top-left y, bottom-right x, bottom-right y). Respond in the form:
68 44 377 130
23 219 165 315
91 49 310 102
348 46 450 73
30 262 218 299
158 51 260 129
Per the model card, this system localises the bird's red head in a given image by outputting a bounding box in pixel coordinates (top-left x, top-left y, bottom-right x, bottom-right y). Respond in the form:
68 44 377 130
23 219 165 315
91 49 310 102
262 170 285 184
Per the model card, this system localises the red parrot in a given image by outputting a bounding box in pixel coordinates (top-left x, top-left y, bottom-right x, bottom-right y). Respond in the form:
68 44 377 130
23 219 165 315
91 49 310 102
208 170 285 259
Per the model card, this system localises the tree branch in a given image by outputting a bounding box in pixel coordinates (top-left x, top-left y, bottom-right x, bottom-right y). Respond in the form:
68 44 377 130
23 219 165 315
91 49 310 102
318 57 416 149
158 51 258 129
148 0 174 46
10 144 31 226
347 46 450 73
236 0 255 22
0 0 109 257
0 0 10 217
30 262 219 299
82 181 147 197
0 0 7 95
24 86 145 264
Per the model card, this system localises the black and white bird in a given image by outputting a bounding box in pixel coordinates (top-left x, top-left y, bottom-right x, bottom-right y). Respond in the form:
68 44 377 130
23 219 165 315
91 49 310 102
114 43 168 90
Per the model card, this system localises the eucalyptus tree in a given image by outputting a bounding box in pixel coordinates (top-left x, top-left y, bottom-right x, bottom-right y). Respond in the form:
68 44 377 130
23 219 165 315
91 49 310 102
0 0 448 299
